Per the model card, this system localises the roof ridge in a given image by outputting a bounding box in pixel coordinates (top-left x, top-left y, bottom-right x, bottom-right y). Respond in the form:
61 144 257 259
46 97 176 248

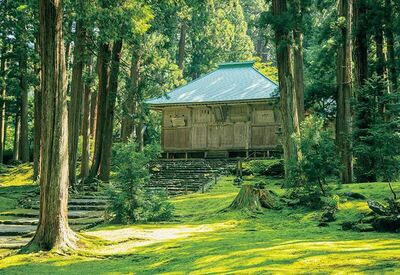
219 61 255 68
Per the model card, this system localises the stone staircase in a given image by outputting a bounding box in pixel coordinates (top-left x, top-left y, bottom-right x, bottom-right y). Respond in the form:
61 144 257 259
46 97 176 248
0 191 108 249
147 159 237 196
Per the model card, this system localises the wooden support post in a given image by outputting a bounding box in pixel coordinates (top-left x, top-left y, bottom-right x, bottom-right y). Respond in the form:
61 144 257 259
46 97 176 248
237 160 243 178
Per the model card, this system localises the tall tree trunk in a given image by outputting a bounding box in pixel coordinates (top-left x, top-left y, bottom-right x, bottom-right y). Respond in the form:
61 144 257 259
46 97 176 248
0 47 6 163
292 0 305 123
89 43 111 179
27 0 76 251
353 0 368 88
121 49 140 142
13 114 20 161
33 38 42 180
98 40 123 182
19 52 30 163
137 102 145 152
33 84 42 179
80 60 92 179
89 89 97 137
353 0 374 182
336 0 353 184
272 0 298 178
374 28 385 78
374 26 386 115
384 0 397 93
178 21 187 71
293 31 305 123
68 16 86 188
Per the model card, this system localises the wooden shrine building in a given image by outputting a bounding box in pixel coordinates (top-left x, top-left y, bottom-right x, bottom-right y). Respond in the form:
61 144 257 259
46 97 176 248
146 61 282 159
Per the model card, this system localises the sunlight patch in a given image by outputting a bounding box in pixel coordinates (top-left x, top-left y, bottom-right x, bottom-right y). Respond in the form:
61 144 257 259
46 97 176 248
83 222 237 255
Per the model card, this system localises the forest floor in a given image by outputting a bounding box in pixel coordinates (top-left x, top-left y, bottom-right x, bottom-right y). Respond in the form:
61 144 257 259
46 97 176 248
0 165 399 274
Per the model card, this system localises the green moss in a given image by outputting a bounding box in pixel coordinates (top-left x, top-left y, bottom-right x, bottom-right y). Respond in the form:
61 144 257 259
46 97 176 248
0 164 34 187
0 167 399 274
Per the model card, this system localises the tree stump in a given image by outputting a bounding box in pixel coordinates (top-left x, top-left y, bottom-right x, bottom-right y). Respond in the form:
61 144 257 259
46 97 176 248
228 184 279 211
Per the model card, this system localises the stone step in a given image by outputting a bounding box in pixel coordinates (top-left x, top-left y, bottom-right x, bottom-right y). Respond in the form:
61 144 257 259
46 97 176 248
68 205 107 211
1 210 104 219
150 174 215 179
147 179 210 184
0 236 31 249
68 199 108 206
147 185 198 189
0 218 38 225
0 217 104 239
0 216 103 226
0 225 36 236
29 204 107 211
71 195 109 200
147 180 209 185
153 167 216 171
148 159 232 196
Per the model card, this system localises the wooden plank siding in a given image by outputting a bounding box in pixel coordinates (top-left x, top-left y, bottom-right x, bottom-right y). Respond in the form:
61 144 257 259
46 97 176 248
161 101 281 152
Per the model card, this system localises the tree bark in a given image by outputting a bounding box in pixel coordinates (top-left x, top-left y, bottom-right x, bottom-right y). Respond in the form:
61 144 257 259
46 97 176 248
178 21 187 71
137 105 145 152
80 60 92 179
27 0 76 251
68 15 86 188
336 0 353 183
374 28 385 78
353 0 375 182
292 0 305 123
89 43 111 179
374 26 386 116
121 49 140 142
228 185 279 211
13 114 20 161
98 40 123 182
293 30 305 123
353 0 368 88
272 0 298 178
33 37 42 181
89 89 97 138
19 51 30 163
33 84 42 180
0 46 6 163
384 0 397 93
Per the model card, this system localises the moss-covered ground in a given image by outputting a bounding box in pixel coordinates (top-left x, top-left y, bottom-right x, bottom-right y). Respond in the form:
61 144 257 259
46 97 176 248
0 165 399 274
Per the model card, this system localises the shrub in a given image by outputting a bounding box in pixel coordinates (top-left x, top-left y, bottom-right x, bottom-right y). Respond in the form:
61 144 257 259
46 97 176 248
108 143 174 224
353 75 400 199
287 115 340 208
246 159 284 177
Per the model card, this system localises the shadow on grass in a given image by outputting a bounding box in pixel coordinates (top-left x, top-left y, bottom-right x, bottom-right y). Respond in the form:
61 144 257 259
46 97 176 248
1 221 400 274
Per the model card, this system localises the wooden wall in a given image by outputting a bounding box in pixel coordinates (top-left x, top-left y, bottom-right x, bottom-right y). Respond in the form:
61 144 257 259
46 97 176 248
161 101 281 152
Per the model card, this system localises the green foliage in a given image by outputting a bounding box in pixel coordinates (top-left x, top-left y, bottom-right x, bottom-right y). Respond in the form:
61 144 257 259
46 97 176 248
354 75 400 183
321 194 340 210
243 159 284 177
287 115 340 206
108 143 174 223
254 61 278 83
188 0 254 78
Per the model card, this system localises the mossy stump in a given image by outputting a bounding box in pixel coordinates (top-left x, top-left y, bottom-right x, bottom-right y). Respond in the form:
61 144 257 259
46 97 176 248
228 184 278 211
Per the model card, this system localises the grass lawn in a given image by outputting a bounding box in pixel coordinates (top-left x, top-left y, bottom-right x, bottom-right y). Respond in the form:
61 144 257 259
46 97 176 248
0 166 399 274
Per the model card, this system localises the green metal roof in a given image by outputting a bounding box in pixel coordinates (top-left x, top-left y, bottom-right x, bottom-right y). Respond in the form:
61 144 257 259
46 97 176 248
146 61 278 106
